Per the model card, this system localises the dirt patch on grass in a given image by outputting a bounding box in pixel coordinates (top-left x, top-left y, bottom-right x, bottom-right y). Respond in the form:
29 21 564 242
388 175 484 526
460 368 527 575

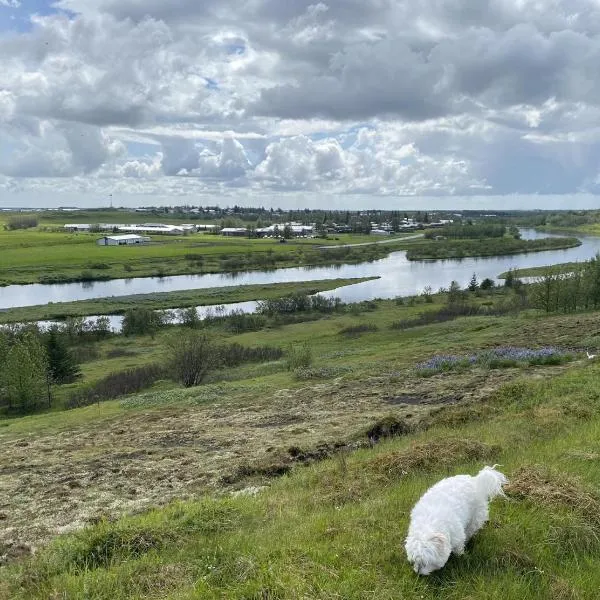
507 466 600 525
364 438 501 480
0 366 551 560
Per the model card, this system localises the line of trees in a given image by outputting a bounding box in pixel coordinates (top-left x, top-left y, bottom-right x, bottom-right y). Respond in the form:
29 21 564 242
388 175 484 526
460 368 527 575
424 224 507 239
0 319 113 414
530 254 600 313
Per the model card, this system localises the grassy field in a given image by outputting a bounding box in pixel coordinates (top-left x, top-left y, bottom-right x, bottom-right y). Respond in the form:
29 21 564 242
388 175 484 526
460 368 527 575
4 293 600 598
406 236 581 260
0 225 417 286
0 278 376 324
498 262 583 279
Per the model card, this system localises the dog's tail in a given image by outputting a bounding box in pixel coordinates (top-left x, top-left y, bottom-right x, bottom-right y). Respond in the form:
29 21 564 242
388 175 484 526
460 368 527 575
474 465 508 500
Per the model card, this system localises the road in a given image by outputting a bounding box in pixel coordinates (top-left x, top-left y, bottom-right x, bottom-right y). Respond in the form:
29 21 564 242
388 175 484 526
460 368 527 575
317 233 424 249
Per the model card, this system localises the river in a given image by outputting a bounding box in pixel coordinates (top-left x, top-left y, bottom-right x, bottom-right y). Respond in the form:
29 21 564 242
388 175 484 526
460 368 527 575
2 229 598 331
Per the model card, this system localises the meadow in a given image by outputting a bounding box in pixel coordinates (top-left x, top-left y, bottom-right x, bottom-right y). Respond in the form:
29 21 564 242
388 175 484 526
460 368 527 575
3 284 600 598
0 224 416 286
405 235 581 260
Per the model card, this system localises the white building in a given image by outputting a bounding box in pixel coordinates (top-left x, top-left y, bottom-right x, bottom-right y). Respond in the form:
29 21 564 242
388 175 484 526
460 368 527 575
64 224 92 232
255 223 315 237
221 227 248 236
96 235 150 246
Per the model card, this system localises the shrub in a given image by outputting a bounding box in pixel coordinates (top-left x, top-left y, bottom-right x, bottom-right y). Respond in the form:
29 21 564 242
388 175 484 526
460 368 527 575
66 364 165 408
122 308 165 337
105 348 137 359
218 343 283 367
167 331 219 388
285 342 313 371
179 306 201 329
224 311 267 333
338 323 378 336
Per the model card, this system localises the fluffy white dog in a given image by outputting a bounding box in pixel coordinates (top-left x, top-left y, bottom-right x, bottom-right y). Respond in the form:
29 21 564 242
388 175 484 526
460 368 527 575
405 465 508 575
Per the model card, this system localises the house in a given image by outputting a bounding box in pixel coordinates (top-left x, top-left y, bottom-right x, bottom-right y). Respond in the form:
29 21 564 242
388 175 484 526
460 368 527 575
221 227 248 237
96 234 150 246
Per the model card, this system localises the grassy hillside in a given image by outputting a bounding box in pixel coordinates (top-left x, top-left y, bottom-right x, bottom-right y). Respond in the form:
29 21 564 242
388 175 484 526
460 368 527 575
3 298 600 598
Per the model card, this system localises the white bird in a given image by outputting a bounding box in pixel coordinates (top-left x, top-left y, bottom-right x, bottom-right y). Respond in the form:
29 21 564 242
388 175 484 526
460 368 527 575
587 350 597 360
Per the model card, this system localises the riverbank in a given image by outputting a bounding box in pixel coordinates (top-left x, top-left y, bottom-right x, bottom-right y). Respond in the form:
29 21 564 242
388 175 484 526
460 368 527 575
498 262 583 279
0 228 417 286
0 278 376 324
405 235 581 260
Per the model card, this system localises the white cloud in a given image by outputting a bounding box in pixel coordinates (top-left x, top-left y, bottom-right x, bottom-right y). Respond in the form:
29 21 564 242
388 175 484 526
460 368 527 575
2 0 600 204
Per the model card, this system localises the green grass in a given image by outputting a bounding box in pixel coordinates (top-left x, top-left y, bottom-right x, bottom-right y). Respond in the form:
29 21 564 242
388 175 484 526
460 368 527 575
498 262 583 279
5 362 600 598
5 297 600 598
0 277 376 323
0 224 417 286
406 236 581 261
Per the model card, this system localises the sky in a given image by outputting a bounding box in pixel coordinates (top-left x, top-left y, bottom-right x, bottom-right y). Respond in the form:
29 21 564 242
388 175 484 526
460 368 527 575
2 1 600 210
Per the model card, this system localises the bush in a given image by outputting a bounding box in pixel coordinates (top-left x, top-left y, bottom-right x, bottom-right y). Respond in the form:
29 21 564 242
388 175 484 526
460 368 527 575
338 323 378 336
168 331 218 388
218 343 283 367
122 308 165 337
179 306 201 329
258 294 343 316
224 311 267 333
285 342 313 371
66 364 165 408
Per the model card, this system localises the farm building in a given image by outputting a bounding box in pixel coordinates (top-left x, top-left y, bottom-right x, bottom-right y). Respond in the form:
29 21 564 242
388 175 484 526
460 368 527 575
96 235 150 246
64 224 92 232
221 227 248 237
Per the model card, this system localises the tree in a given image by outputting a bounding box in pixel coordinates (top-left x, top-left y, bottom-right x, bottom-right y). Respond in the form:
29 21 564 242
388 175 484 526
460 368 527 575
179 306 201 329
44 327 80 384
5 334 49 412
467 273 478 292
122 308 165 337
447 280 465 307
480 278 495 291
283 224 293 239
167 331 219 387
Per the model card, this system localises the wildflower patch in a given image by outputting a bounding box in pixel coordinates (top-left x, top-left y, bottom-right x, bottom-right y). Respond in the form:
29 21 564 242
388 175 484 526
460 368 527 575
415 346 573 376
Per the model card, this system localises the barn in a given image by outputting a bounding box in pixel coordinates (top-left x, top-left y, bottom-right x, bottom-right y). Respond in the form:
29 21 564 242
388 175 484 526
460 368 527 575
96 235 150 246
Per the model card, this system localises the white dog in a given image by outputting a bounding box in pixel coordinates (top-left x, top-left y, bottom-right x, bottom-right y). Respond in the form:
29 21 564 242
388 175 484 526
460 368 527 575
405 465 508 575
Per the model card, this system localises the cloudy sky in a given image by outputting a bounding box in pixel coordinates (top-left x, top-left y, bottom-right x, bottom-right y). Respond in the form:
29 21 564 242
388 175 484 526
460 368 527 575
2 0 600 209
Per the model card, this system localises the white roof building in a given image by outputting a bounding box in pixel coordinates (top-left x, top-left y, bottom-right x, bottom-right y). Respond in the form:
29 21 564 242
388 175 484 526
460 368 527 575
97 234 150 246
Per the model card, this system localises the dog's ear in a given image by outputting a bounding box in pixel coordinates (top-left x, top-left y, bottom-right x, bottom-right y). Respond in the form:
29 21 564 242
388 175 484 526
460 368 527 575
429 532 451 554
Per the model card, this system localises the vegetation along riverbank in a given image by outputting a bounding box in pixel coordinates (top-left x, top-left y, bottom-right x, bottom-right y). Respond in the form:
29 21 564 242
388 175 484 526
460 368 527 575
3 273 600 597
0 227 417 286
406 235 580 260
0 278 376 324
